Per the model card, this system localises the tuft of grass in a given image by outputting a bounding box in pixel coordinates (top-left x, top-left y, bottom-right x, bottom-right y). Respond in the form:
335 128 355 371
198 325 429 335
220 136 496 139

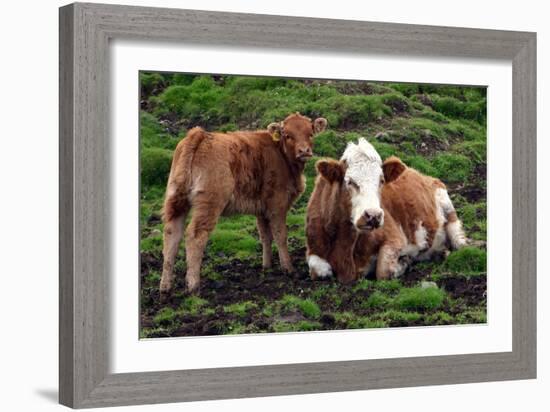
145 270 161 284
442 247 487 274
313 130 345 158
208 229 258 259
394 287 446 311
424 311 454 325
280 295 322 319
431 95 486 123
431 153 472 183
224 301 258 317
363 291 391 309
140 111 180 150
455 309 487 324
226 321 247 334
402 155 437 176
153 307 177 326
140 72 166 96
180 296 209 315
352 279 375 292
375 279 402 293
453 140 486 164
406 118 445 141
141 147 173 187
347 317 387 329
380 93 410 114
272 320 323 332
371 310 423 324
369 140 399 160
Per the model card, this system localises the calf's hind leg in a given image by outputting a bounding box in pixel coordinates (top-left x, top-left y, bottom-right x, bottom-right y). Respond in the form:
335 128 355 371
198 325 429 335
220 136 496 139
184 197 225 293
160 195 190 298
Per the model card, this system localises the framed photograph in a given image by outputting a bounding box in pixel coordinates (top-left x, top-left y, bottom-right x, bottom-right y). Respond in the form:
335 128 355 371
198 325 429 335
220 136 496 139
59 2 536 408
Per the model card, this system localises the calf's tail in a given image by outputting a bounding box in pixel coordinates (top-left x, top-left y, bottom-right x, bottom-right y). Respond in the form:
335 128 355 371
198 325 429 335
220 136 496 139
445 211 468 250
436 188 468 250
162 127 209 222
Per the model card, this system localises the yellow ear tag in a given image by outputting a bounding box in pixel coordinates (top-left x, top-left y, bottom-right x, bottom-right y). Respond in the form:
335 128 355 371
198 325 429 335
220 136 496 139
271 130 280 142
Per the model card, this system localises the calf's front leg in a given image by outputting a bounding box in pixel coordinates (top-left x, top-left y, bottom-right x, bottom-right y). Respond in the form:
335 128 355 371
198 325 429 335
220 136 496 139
376 243 407 280
329 227 358 284
256 215 273 269
269 214 295 273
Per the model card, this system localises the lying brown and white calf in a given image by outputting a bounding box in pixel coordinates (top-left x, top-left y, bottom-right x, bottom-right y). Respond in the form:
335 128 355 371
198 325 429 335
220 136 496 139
306 138 466 283
160 113 327 296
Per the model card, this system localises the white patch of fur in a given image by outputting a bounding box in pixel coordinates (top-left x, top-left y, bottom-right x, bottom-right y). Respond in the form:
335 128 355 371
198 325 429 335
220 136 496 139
307 255 333 278
414 223 429 250
434 188 454 224
446 219 467 249
341 138 384 226
399 223 429 258
432 227 448 251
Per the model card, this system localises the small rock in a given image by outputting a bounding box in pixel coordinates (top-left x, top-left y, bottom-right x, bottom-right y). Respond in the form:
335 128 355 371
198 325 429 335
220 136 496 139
421 281 438 289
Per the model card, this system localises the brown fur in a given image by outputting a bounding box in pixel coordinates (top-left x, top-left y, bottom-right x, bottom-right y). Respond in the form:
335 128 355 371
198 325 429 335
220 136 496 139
160 113 327 295
306 156 463 283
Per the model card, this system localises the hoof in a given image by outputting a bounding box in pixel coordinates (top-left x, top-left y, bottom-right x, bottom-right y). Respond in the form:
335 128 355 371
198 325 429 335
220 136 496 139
282 264 296 274
186 279 201 295
159 290 172 304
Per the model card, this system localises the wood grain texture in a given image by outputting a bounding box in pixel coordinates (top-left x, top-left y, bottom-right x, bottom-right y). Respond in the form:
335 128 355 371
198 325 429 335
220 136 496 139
59 2 537 408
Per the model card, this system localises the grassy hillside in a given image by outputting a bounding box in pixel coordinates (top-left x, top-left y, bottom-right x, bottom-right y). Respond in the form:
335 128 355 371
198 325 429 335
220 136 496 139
139 73 487 338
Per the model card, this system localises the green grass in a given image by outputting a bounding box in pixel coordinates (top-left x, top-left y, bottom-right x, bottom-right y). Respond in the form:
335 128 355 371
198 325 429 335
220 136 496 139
224 301 258 317
180 296 209 315
279 295 322 319
208 229 258 259
394 287 446 311
272 320 323 332
363 291 391 309
431 153 473 183
153 307 177 327
141 147 173 187
442 247 487 275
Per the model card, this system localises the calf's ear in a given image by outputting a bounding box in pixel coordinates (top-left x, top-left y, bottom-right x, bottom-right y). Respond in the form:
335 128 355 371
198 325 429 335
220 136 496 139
316 159 344 183
267 122 283 141
382 156 407 183
313 117 328 134
267 122 282 134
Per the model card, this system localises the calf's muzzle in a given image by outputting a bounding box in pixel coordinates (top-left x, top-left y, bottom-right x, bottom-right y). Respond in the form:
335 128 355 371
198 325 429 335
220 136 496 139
355 208 384 231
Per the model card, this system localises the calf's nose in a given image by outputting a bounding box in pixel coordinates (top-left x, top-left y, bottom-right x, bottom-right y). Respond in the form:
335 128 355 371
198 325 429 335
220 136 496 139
356 209 384 230
297 147 312 156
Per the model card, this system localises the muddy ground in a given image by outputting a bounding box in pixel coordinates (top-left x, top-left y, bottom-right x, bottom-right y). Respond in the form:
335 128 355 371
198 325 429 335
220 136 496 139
140 249 487 337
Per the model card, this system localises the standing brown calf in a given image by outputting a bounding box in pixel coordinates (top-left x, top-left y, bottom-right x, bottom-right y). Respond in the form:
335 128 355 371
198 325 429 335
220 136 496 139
306 139 466 283
160 113 327 296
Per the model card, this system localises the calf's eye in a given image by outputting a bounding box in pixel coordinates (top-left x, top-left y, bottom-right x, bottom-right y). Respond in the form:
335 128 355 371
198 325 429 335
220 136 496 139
346 179 360 191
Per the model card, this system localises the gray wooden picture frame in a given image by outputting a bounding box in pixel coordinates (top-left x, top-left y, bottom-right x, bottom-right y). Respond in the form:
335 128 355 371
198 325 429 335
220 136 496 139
59 2 536 408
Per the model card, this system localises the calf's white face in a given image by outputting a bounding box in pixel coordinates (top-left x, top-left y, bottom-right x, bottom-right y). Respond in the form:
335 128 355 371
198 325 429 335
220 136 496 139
341 138 385 231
